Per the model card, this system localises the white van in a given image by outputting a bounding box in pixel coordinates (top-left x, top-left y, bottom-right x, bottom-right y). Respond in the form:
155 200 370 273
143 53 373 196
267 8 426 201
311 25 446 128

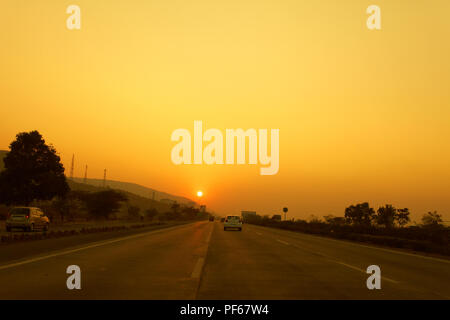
224 215 242 231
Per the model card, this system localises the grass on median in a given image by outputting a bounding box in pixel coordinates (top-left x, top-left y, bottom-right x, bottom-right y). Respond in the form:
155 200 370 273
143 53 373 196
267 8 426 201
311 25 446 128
0 220 192 245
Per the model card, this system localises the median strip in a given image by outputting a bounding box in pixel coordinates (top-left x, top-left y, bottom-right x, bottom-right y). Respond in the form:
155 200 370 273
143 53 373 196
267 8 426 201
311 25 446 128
191 258 205 279
191 225 214 279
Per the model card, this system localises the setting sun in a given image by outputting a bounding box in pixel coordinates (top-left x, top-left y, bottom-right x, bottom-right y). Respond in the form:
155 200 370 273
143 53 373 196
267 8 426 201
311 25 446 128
197 191 203 197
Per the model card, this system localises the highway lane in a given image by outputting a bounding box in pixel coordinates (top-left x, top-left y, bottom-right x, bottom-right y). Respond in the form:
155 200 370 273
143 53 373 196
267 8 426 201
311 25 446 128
0 222 212 299
198 223 450 299
0 221 448 299
244 224 450 299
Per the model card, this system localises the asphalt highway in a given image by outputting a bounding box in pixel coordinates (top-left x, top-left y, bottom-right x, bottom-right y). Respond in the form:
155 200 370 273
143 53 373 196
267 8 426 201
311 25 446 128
0 221 448 299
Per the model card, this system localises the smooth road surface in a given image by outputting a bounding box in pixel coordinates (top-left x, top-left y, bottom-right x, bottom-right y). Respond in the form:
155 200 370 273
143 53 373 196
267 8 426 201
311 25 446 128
0 221 448 299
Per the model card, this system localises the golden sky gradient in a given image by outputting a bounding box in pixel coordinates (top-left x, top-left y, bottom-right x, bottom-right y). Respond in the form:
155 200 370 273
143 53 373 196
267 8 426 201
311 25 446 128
1 1 449 221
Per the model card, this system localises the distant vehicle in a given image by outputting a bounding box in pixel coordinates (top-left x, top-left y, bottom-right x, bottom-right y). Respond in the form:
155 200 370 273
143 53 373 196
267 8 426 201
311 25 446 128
224 215 242 231
5 207 50 232
209 216 214 221
220 217 225 223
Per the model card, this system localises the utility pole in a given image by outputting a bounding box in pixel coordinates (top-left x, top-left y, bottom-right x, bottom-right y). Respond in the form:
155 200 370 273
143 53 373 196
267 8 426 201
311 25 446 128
69 154 74 180
283 207 288 221
83 165 88 183
103 169 107 188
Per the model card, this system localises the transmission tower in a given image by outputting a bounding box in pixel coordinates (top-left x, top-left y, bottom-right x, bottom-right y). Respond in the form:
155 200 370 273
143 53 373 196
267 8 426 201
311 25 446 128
83 165 88 183
69 154 74 180
103 169 107 188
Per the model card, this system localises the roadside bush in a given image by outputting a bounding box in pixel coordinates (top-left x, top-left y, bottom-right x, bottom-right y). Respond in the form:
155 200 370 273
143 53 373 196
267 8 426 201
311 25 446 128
127 205 141 220
0 221 176 244
246 214 450 256
0 205 9 220
145 208 158 221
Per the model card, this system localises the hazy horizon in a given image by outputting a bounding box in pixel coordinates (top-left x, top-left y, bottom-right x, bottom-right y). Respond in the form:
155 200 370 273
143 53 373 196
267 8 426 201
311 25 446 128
1 0 449 221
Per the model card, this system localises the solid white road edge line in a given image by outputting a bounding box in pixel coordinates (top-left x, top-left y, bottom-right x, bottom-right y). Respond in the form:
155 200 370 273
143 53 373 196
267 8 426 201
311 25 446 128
0 223 195 271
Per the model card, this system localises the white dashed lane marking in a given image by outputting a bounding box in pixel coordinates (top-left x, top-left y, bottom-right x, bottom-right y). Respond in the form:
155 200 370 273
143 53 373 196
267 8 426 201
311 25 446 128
276 239 289 245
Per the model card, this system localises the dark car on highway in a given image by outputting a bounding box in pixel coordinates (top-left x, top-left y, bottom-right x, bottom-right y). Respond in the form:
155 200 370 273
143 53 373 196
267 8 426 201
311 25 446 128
6 207 50 232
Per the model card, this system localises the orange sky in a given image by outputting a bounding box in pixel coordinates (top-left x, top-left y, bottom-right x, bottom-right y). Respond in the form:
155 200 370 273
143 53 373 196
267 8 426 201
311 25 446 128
1 1 449 221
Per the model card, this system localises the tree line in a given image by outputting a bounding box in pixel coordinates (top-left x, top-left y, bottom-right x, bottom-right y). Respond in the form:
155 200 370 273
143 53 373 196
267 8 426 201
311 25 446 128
0 131 208 222
245 204 449 256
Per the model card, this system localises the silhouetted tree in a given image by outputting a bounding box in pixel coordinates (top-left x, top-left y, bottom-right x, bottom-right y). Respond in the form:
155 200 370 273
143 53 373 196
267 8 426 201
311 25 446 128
165 202 182 220
376 204 397 228
181 206 200 220
79 190 127 220
344 202 375 226
308 214 321 223
145 208 158 220
52 197 72 222
49 190 84 222
0 205 9 220
171 202 180 214
128 205 141 220
165 210 182 220
396 208 410 227
324 215 347 226
245 213 263 224
271 214 282 221
0 131 69 205
421 211 443 227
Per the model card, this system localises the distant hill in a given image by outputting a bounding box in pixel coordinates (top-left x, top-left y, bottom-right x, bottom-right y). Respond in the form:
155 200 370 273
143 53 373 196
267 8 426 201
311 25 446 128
67 180 176 218
0 150 7 171
0 150 195 207
71 177 196 206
